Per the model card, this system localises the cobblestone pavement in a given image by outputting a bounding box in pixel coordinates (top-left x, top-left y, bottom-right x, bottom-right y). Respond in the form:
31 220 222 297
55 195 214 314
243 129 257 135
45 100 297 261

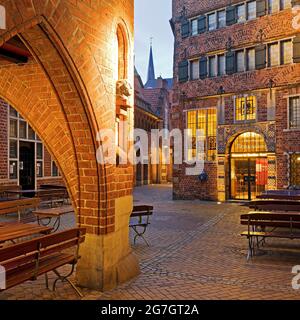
1 184 300 300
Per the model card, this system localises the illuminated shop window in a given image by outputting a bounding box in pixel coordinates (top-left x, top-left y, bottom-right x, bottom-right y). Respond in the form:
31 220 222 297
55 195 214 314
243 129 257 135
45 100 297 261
290 154 300 186
187 109 217 162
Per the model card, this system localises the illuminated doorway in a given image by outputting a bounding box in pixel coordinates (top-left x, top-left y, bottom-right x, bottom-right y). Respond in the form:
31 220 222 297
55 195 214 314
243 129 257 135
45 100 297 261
230 132 268 200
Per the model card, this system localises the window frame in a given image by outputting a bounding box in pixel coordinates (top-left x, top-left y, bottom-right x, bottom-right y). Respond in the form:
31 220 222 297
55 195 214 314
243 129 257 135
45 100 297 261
186 108 217 162
288 96 300 130
234 95 258 123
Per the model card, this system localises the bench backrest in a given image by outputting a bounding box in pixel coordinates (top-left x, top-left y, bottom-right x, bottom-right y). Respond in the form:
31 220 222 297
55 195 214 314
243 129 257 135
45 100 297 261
0 198 40 216
0 185 21 193
241 212 300 229
38 189 68 201
131 205 154 218
246 200 300 212
0 227 86 273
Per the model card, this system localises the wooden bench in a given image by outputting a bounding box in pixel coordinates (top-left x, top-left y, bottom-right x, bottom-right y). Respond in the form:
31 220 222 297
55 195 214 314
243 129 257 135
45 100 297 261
0 227 86 297
130 205 153 246
241 212 300 260
0 198 40 222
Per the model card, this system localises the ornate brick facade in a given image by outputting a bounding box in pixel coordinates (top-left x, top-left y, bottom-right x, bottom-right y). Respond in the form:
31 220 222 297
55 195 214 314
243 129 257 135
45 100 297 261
171 0 300 201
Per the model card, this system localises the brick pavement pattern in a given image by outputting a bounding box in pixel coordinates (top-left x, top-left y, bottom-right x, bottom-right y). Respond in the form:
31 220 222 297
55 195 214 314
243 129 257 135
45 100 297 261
1 185 300 300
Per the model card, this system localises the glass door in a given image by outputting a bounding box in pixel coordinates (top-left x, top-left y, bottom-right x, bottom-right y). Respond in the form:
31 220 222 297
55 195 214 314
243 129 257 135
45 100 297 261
230 157 268 200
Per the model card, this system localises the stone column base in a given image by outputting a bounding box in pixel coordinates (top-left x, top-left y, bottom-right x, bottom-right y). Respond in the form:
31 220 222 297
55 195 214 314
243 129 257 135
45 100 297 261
76 195 140 291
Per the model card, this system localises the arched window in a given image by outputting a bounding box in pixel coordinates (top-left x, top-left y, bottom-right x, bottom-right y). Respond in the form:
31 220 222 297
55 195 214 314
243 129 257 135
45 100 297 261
231 132 267 154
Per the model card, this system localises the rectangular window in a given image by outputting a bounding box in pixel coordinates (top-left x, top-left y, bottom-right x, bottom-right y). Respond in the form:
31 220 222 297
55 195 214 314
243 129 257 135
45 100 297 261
291 154 300 186
236 4 246 23
28 125 35 140
268 0 280 14
280 0 291 10
268 43 279 67
217 10 226 28
218 54 226 76
235 96 257 121
208 13 217 31
246 48 256 70
289 96 300 129
281 40 292 65
52 161 59 177
19 121 27 139
9 140 18 159
191 19 198 36
236 50 245 72
36 143 43 160
10 119 18 138
208 56 217 77
37 161 43 178
190 60 199 80
9 106 18 118
247 1 257 20
9 161 18 180
187 109 217 162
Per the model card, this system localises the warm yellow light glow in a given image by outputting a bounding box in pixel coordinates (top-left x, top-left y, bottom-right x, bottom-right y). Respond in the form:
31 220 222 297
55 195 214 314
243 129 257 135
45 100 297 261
297 157 300 162
231 153 268 158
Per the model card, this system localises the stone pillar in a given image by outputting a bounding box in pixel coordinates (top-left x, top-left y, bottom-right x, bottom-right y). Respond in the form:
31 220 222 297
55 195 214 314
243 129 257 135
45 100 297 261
76 195 140 291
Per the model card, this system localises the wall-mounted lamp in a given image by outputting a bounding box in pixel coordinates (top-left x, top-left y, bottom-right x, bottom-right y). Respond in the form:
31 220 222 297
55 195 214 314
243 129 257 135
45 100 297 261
217 86 225 96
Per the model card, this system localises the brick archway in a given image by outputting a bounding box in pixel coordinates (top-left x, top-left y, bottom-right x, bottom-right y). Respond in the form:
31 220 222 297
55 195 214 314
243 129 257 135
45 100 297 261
0 0 138 291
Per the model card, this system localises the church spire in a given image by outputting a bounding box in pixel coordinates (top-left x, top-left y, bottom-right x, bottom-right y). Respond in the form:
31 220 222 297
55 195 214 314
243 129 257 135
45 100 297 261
146 38 155 84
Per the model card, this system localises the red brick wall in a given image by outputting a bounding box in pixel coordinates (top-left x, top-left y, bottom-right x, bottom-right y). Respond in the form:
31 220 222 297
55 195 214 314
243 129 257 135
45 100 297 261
0 0 134 235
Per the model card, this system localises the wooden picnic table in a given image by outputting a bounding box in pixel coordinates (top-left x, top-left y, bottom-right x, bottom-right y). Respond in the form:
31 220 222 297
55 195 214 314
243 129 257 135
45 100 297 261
33 205 74 232
0 221 52 246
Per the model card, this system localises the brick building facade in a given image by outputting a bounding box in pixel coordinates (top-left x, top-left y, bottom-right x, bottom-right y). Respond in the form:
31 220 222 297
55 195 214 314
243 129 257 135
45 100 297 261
0 99 64 189
171 0 300 201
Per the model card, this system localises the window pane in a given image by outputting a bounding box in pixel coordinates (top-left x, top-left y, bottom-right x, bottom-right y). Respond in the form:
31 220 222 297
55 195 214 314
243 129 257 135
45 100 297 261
10 119 18 138
190 60 199 80
247 1 256 20
9 161 18 180
209 56 216 77
19 121 27 139
236 51 245 72
9 140 17 159
9 106 18 117
237 4 246 23
218 55 226 76
281 40 292 65
268 43 279 67
290 97 300 129
37 161 43 178
207 109 217 161
268 0 280 13
208 13 216 31
217 10 226 28
37 143 43 160
235 96 256 121
191 19 198 35
28 125 35 140
247 48 256 70
52 161 59 177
